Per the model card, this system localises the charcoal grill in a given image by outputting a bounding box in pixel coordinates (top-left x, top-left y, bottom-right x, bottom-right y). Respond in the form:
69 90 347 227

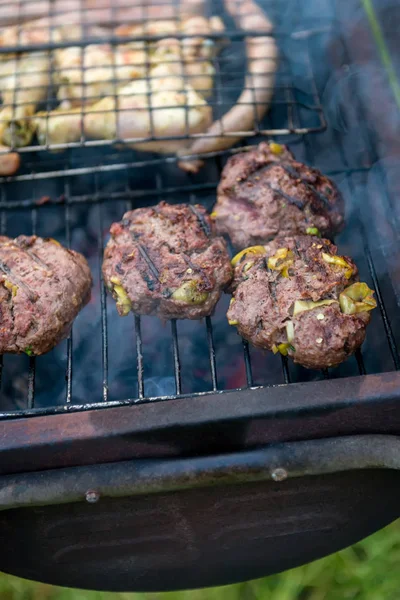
0 0 399 593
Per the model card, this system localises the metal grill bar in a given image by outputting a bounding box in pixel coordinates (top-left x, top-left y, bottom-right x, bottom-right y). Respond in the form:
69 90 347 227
242 341 253 387
205 316 218 391
63 187 73 403
27 201 37 408
27 357 35 408
98 202 109 403
360 228 400 370
134 315 144 399
171 320 182 395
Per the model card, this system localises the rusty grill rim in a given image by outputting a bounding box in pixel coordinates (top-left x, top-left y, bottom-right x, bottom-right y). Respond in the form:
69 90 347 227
0 370 399 421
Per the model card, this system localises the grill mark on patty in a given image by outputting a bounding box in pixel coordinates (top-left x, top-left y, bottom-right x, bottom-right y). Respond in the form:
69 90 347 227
137 244 159 280
239 162 310 212
7 286 16 349
280 163 331 209
131 233 159 279
188 205 211 238
65 248 92 278
131 231 160 290
8 241 52 272
263 181 305 210
0 260 39 302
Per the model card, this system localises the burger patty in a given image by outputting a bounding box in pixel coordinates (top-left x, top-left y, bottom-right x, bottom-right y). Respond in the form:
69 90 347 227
213 141 345 249
0 235 92 356
103 201 232 320
227 235 376 369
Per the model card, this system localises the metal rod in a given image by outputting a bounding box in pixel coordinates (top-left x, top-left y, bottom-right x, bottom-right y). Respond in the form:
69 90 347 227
98 202 109 403
355 349 366 376
242 340 253 387
361 232 400 370
281 356 291 384
171 320 182 395
205 316 218 391
134 315 144 399
64 196 73 403
0 434 398 511
0 201 6 391
27 356 36 409
1 147 363 188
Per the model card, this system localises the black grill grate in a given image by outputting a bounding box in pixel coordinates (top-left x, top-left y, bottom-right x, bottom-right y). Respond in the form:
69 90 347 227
0 0 399 419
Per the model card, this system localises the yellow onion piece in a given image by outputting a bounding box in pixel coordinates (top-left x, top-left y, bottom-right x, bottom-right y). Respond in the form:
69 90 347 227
171 280 209 305
3 279 18 297
292 299 338 317
322 252 353 279
272 342 294 356
339 282 376 315
231 246 266 267
113 284 132 316
269 142 284 155
268 248 294 277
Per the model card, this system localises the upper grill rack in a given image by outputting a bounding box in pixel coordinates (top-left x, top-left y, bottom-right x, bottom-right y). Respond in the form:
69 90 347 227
0 0 326 171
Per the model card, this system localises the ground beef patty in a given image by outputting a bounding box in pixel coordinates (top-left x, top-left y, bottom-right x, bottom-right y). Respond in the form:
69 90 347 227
213 142 345 249
103 201 232 320
0 235 92 356
227 235 376 369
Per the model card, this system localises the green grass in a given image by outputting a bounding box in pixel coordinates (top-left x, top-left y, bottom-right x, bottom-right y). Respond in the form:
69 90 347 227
0 520 398 600
361 0 400 111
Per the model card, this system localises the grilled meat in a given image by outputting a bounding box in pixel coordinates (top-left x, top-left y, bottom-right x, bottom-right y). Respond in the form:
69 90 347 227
178 0 278 172
0 52 51 146
34 75 212 153
103 201 232 320
212 142 345 249
0 145 20 175
54 16 223 108
0 235 92 355
227 235 376 369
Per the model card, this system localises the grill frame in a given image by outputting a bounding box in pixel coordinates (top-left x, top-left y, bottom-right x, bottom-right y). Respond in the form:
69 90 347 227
0 0 399 593
0 3 397 421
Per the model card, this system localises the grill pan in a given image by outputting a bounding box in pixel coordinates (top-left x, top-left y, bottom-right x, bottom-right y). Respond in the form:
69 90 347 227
0 0 399 592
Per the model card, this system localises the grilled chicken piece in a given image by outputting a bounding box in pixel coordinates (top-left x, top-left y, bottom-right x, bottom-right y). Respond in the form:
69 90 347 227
0 22 107 61
34 75 212 152
0 0 205 33
54 43 147 107
54 15 224 108
0 52 51 146
0 235 92 356
179 0 278 172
